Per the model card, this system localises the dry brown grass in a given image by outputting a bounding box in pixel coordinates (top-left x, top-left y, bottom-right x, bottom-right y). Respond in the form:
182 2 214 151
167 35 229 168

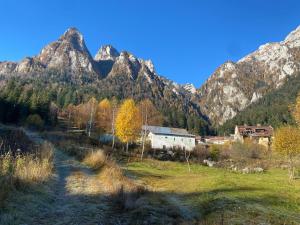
83 150 106 170
98 158 147 211
0 141 54 206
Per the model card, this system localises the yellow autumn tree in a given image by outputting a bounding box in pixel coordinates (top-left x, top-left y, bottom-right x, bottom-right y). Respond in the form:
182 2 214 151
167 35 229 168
115 99 142 152
273 126 300 181
96 98 112 133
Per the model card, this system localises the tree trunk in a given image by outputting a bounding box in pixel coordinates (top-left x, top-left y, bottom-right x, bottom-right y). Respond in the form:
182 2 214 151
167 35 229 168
88 102 96 137
185 149 191 172
141 112 148 161
111 109 115 150
126 142 129 153
289 156 295 182
68 111 71 131
112 134 115 150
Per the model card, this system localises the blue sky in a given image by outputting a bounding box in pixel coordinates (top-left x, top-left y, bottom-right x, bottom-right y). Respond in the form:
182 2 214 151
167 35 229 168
0 0 300 87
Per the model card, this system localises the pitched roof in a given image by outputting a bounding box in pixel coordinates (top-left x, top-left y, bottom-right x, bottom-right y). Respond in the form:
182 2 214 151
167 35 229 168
143 125 195 137
236 125 273 137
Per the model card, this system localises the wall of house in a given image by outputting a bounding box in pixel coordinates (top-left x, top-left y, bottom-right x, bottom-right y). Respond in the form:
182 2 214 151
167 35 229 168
149 133 195 151
234 126 243 142
258 137 270 147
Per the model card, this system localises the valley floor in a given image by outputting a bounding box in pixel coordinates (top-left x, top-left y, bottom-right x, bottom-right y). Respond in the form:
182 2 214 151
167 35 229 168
1 129 300 225
126 160 300 224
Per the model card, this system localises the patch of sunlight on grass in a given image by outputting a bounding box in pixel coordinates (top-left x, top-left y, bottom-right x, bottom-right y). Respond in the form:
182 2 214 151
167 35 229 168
126 159 300 224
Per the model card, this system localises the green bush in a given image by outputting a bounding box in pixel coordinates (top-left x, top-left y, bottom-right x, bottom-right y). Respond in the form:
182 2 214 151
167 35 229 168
25 114 45 130
210 145 220 161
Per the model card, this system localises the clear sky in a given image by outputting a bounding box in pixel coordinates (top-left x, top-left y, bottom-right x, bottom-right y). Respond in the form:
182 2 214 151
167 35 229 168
0 0 300 87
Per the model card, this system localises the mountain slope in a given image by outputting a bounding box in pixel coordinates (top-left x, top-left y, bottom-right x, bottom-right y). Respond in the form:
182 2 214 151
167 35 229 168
198 26 300 125
0 28 101 80
218 74 300 134
0 28 209 133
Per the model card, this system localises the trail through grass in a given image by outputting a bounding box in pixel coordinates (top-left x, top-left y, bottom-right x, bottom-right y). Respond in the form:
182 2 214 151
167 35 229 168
1 131 118 225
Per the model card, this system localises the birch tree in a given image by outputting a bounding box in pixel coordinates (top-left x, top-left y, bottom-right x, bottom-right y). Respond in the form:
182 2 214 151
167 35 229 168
86 97 98 137
273 126 300 181
111 97 118 149
138 99 163 160
116 99 142 152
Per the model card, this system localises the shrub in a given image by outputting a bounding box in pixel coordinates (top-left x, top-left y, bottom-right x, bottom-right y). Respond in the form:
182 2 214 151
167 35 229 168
192 145 210 162
210 145 220 161
25 114 45 130
83 150 106 170
230 140 266 160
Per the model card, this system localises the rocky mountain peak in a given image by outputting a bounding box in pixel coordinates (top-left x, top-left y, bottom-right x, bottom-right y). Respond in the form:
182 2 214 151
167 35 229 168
29 27 103 79
182 83 196 94
199 25 300 126
283 25 300 48
95 45 119 61
144 60 156 74
58 27 87 52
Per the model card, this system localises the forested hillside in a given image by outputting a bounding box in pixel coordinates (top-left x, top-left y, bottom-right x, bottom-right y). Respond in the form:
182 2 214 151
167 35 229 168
0 75 210 134
218 75 300 135
0 27 210 134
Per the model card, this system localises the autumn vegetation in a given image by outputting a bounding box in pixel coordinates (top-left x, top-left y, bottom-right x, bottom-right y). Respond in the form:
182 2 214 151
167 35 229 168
0 129 54 207
62 97 163 153
272 92 300 181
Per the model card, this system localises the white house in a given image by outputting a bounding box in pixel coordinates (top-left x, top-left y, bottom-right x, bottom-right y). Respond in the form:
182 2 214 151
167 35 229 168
142 125 195 151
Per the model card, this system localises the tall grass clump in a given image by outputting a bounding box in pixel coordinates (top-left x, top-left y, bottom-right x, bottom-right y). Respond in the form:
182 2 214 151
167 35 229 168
83 150 106 170
0 141 54 206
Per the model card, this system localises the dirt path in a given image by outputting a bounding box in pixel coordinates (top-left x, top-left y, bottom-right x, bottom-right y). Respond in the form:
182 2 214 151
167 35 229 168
1 127 196 225
2 130 117 225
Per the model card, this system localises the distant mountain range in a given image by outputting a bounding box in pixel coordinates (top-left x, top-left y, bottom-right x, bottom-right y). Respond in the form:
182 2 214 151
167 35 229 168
1 26 300 130
0 27 208 132
198 25 300 125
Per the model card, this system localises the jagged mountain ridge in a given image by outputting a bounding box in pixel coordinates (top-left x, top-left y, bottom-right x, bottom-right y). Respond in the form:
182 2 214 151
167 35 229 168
0 27 206 130
0 27 195 93
198 25 300 125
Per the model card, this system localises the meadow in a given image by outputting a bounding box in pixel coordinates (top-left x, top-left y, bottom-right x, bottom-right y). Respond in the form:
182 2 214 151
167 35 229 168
126 159 300 224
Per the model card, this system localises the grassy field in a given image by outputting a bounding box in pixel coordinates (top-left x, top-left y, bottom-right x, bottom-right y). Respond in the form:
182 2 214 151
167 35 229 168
125 159 300 224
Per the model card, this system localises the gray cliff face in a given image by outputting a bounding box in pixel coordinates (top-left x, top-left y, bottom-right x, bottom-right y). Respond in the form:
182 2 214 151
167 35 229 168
198 26 300 125
0 27 101 79
0 27 202 121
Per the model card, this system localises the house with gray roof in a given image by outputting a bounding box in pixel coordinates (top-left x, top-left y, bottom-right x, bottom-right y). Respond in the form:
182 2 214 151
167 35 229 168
142 125 195 151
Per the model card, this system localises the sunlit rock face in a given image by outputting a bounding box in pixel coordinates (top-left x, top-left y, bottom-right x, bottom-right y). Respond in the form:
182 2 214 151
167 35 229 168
198 26 300 125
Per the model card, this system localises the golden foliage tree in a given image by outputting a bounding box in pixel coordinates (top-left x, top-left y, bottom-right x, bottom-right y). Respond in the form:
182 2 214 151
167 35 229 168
115 99 142 152
273 126 300 181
